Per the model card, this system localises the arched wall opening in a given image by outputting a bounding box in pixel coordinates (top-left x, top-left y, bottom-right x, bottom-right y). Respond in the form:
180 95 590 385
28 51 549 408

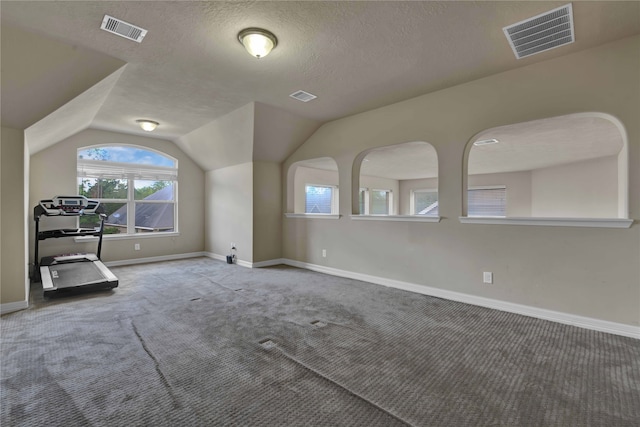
286 157 339 215
462 112 628 219
353 141 438 216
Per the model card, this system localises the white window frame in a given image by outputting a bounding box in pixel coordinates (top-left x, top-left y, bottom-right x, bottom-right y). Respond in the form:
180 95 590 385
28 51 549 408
367 188 393 216
359 188 370 215
77 146 179 237
410 189 439 216
304 184 339 215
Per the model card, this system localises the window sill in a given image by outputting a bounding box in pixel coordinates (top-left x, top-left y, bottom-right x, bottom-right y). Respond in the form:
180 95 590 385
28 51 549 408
458 217 633 229
350 215 441 223
106 232 180 239
74 236 99 243
284 213 341 220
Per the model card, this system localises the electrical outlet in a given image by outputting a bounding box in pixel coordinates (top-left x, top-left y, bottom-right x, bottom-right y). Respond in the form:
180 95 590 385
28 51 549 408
483 272 493 284
322 249 327 258
134 243 141 251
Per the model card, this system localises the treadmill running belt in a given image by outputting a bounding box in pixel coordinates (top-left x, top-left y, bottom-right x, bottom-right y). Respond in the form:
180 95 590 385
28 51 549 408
49 262 106 289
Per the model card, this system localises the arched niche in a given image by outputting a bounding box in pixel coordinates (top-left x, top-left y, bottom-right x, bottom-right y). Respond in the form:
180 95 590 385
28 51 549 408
463 112 628 219
286 157 339 215
353 141 438 216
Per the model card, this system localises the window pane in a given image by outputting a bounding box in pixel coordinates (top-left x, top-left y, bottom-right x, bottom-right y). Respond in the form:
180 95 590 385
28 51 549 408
305 185 333 214
78 178 127 199
78 146 175 167
359 189 366 214
96 203 128 234
134 202 175 233
468 188 506 217
134 180 174 200
371 190 389 215
414 191 439 216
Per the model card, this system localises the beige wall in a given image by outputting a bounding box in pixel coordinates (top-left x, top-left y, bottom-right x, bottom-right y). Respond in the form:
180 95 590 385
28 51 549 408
253 161 282 263
1 127 27 305
532 155 618 218
176 103 254 172
283 36 640 326
206 162 253 262
29 129 205 264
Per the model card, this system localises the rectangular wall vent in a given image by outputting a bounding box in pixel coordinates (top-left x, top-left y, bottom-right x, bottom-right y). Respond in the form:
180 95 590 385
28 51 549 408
100 15 147 43
289 90 317 102
503 3 574 59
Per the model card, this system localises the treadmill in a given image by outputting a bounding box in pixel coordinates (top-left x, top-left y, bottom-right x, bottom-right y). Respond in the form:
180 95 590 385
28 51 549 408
34 195 118 295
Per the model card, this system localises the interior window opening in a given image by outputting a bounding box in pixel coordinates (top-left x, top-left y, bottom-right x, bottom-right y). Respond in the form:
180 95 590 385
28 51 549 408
288 157 339 215
356 141 438 216
465 113 627 219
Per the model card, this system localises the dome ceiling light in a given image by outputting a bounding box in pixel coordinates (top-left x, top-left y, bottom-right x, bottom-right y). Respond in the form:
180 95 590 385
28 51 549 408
237 28 277 59
136 119 159 132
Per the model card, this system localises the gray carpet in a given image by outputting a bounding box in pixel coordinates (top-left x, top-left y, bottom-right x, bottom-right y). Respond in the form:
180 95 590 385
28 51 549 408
1 257 638 426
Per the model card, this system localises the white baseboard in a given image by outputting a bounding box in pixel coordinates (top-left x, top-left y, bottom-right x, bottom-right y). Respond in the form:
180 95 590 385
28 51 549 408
105 252 207 267
204 252 278 269
1 300 29 315
278 259 640 340
252 258 287 268
205 252 226 262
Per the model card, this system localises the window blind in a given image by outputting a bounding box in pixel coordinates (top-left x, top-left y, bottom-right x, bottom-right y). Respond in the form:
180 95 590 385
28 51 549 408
468 187 506 217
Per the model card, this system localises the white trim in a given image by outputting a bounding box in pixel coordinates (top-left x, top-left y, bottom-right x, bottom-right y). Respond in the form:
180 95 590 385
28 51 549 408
410 188 438 216
1 300 29 315
104 232 181 241
304 183 339 215
284 213 341 220
204 252 258 268
277 259 639 339
206 252 227 262
251 258 286 268
205 253 286 268
235 259 252 268
459 216 633 228
350 215 441 223
104 251 206 267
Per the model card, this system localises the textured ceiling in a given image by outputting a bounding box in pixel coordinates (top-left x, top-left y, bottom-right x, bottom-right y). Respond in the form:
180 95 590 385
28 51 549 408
1 1 639 161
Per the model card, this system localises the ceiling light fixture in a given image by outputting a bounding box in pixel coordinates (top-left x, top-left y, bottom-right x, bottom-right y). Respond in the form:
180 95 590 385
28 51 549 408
238 28 277 58
136 119 159 132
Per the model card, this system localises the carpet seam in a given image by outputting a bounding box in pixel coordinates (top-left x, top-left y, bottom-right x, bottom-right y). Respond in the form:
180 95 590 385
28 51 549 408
273 345 416 427
131 320 182 410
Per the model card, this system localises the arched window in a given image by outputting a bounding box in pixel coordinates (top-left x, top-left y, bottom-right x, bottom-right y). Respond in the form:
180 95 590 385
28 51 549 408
77 145 178 234
465 113 628 221
355 141 438 217
287 157 339 216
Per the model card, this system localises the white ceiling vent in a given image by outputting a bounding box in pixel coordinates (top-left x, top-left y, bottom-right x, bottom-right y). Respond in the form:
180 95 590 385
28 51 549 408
100 15 147 43
289 90 317 102
503 3 574 59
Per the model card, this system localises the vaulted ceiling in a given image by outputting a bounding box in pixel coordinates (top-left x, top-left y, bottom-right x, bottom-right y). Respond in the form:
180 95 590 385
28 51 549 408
2 1 639 167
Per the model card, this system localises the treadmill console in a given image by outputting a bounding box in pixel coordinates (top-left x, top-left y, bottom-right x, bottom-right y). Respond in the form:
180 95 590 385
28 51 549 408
37 196 101 216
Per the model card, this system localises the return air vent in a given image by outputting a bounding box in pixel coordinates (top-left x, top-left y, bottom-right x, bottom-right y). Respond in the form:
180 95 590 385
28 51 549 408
100 15 147 43
289 90 317 102
503 3 574 59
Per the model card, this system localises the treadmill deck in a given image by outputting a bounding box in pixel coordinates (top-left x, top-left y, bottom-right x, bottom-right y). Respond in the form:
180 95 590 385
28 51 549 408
41 259 118 292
